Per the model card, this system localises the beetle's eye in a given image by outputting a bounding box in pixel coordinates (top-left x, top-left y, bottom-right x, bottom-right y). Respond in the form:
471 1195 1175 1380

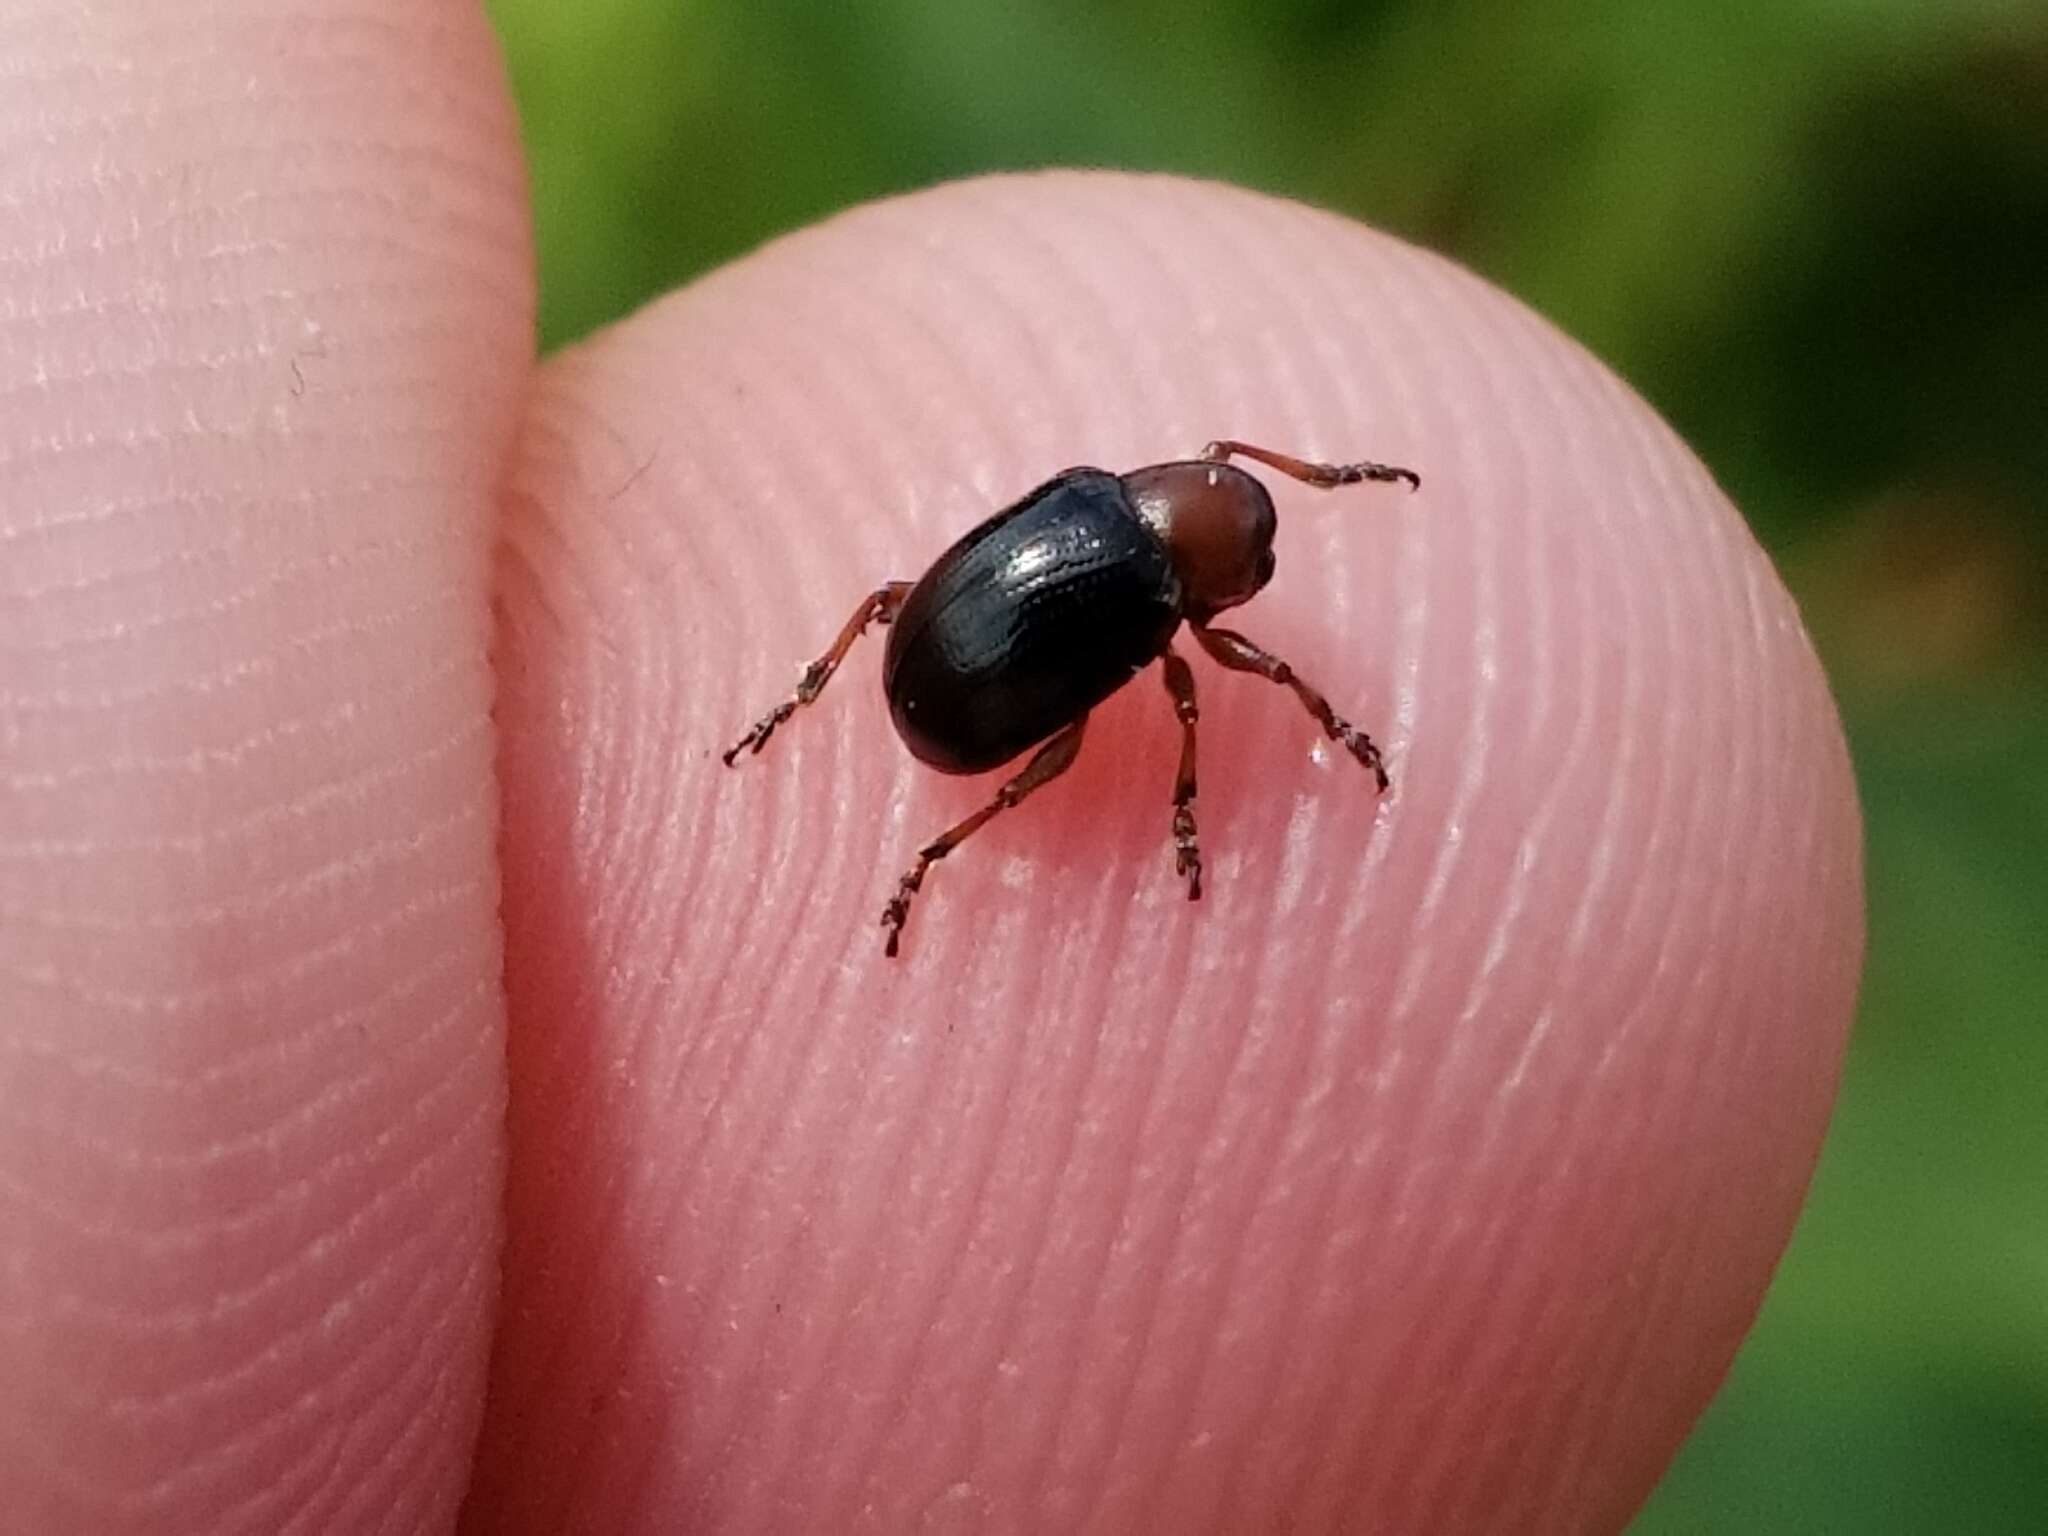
1254 549 1276 587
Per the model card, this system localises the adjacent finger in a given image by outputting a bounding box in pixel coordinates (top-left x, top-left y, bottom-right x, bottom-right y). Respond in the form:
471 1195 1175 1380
0 3 531 1527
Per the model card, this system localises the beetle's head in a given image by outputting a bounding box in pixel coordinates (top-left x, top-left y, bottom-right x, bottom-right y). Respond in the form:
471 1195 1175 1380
1123 460 1278 621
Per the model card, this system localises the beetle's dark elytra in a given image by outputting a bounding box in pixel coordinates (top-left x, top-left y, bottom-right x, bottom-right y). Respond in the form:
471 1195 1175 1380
722 439 1420 957
884 470 1183 774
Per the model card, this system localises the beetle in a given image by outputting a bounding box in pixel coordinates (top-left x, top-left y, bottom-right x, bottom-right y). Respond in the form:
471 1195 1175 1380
723 438 1419 956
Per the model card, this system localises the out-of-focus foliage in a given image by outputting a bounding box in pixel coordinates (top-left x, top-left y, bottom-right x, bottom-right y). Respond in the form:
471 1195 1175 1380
486 0 2048 1525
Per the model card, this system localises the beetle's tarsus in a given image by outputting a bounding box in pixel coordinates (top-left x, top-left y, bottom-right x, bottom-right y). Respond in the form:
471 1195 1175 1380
1173 804 1203 900
1333 723 1390 791
880 867 927 958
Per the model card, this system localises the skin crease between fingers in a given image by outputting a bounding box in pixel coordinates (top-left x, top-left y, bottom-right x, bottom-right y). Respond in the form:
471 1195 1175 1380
476 173 1863 1533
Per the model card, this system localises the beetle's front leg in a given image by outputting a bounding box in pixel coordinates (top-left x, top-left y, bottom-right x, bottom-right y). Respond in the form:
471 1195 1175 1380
722 581 913 764
1200 438 1419 493
1192 622 1390 792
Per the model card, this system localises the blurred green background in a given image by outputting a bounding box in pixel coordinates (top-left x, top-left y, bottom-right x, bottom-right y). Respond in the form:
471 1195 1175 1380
485 1 2047 1526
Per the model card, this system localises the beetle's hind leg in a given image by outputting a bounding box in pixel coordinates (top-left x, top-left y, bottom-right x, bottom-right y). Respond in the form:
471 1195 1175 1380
723 581 913 765
881 714 1088 958
1201 438 1419 493
1160 647 1203 900
1192 622 1391 792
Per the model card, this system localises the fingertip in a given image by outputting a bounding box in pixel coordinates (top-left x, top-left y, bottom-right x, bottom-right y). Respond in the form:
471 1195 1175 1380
483 171 1859 1531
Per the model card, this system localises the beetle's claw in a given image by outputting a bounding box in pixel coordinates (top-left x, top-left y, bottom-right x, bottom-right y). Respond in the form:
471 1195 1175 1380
880 901 910 958
1359 742 1390 793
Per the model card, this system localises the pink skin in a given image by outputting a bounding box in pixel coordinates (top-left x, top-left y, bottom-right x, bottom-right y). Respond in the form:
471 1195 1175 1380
0 8 1863 1535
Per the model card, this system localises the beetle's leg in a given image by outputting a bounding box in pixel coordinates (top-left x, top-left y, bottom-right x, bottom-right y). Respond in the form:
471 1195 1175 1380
722 581 913 765
1192 623 1391 792
1160 646 1202 900
1201 439 1419 493
881 714 1088 958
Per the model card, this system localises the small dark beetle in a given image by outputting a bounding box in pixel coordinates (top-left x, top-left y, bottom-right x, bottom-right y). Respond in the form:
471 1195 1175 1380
724 439 1419 956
